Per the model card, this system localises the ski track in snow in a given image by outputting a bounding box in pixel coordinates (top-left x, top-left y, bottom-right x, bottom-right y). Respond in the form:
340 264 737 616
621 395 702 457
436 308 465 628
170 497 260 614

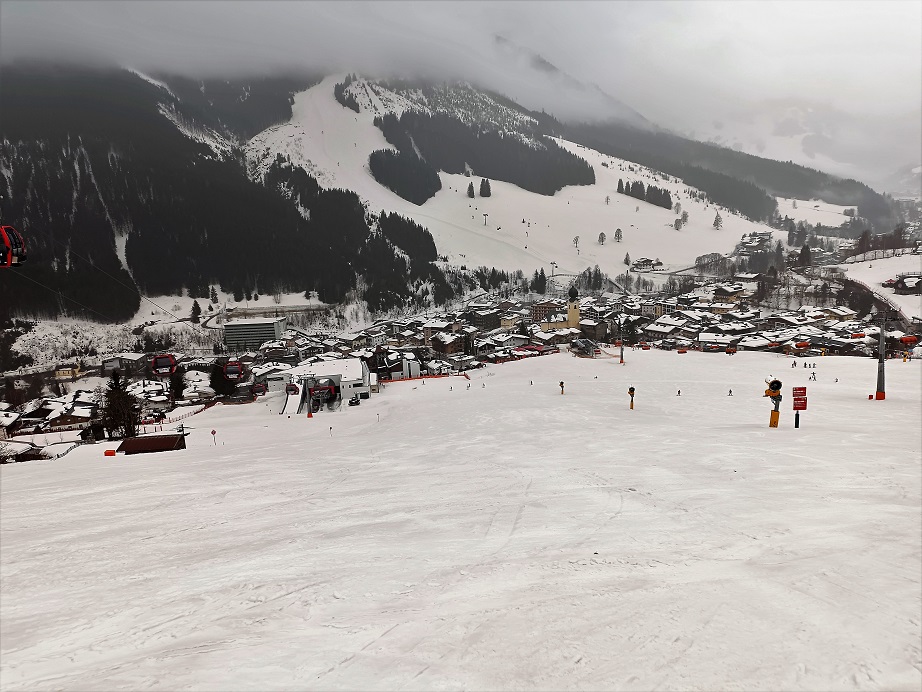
2 350 920 690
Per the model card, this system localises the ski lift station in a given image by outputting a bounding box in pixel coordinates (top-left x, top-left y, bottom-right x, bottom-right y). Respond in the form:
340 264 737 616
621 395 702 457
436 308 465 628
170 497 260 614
223 316 288 352
286 357 371 401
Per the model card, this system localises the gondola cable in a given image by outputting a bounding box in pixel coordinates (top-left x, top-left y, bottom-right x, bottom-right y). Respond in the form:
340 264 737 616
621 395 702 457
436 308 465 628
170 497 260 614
45 239 217 340
9 269 114 323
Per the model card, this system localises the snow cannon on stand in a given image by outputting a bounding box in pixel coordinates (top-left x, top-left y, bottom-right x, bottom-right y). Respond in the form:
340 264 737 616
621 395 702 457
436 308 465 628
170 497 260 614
763 378 783 428
628 386 635 410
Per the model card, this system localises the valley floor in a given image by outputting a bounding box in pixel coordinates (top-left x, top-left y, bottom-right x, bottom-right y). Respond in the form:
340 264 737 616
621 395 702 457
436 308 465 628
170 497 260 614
1 350 920 690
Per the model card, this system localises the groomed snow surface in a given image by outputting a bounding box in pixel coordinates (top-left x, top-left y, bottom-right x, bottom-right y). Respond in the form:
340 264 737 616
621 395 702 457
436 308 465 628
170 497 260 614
2 351 920 690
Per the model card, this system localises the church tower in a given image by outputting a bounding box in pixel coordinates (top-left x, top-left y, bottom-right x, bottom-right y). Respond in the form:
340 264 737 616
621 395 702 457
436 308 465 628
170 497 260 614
567 285 580 328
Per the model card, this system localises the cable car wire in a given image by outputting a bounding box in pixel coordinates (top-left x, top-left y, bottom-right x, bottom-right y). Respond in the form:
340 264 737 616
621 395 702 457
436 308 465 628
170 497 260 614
9 268 114 323
43 238 217 340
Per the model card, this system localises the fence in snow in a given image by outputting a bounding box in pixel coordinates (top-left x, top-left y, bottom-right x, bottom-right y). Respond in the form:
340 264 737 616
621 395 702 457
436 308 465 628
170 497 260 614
845 248 917 263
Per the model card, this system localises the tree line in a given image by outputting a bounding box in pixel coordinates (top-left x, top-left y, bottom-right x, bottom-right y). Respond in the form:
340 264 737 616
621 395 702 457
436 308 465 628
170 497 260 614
333 74 361 113
617 179 673 210
564 119 898 230
374 112 594 195
368 149 442 205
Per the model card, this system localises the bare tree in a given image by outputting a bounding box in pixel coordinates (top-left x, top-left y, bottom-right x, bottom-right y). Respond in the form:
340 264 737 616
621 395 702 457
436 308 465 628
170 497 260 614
573 236 580 249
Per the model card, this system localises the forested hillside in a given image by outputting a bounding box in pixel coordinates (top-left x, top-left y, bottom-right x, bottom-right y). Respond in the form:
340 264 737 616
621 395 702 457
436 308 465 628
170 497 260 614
564 120 899 229
0 65 454 319
374 112 595 195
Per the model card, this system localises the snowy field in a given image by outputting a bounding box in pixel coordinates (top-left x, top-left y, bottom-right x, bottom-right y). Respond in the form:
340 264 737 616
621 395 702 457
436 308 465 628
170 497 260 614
776 197 856 227
2 350 920 690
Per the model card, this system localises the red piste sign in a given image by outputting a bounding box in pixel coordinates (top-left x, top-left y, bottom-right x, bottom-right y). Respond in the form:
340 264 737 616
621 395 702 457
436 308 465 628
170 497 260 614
793 397 808 411
792 387 807 397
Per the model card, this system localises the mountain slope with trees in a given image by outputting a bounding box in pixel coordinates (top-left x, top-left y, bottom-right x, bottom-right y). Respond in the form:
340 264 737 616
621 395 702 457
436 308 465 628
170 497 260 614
564 119 899 229
0 65 456 319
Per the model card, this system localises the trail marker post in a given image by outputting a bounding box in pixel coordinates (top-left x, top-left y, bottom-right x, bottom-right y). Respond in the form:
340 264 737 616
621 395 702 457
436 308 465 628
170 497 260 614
628 386 635 410
211 429 216 445
792 386 807 428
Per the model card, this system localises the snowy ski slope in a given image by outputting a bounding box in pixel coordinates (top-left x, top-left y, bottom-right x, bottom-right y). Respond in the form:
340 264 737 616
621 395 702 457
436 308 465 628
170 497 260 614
246 76 788 279
2 350 920 690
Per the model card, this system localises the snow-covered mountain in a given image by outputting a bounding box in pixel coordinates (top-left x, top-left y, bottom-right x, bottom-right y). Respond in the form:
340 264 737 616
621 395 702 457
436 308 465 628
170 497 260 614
0 64 900 327
246 75 782 282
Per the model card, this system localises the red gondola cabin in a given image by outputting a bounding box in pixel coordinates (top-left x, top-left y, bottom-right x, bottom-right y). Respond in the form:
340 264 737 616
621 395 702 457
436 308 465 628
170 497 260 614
224 361 245 381
151 353 177 377
0 226 27 268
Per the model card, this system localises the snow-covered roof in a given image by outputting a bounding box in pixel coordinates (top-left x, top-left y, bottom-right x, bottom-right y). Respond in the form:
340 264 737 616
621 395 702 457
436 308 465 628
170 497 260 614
0 411 20 428
286 357 365 382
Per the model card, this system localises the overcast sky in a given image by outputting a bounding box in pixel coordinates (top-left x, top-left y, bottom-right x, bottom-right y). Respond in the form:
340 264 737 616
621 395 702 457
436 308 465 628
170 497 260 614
2 0 920 177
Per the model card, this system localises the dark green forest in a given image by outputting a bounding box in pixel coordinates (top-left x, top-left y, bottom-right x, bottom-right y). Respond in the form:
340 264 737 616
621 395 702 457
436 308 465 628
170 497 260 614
374 112 595 195
564 120 898 229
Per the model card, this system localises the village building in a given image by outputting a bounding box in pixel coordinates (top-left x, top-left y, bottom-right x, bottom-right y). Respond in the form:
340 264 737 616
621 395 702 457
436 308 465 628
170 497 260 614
431 331 465 356
422 320 460 346
224 316 288 352
530 299 566 323
102 353 148 377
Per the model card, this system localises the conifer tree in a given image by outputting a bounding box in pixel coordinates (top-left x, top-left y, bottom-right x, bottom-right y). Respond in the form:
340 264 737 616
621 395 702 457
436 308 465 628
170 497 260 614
713 212 723 229
190 300 202 324
598 232 606 245
210 286 219 304
614 228 622 242
617 179 624 194
624 252 631 266
479 179 492 197
467 182 475 198
102 370 140 439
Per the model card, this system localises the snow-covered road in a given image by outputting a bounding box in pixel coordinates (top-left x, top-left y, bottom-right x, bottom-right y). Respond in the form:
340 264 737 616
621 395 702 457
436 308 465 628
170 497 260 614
2 350 920 690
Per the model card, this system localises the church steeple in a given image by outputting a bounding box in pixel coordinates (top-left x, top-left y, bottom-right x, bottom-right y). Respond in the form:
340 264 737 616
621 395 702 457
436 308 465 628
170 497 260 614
567 286 579 328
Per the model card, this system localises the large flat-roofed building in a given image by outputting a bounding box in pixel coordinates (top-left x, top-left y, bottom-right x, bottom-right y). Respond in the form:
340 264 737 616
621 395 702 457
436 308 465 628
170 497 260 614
224 316 288 352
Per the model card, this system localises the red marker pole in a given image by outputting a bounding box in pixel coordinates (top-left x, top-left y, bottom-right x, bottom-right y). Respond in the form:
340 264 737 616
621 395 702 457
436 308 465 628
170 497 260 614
211 429 217 445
